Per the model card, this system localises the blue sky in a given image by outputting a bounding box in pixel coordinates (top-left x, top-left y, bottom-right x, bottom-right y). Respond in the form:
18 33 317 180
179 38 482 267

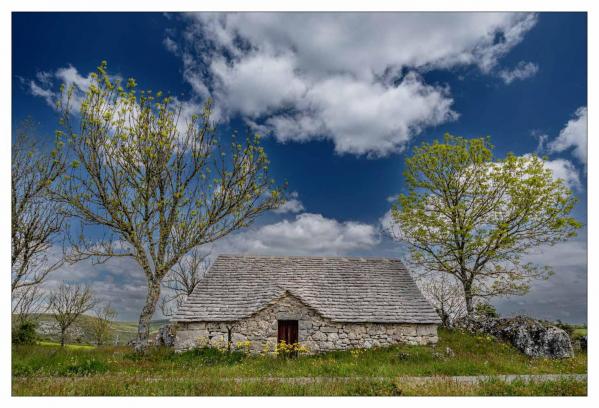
12 12 587 322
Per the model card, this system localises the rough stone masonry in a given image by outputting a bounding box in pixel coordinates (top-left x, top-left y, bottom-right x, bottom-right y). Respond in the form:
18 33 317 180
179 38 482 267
172 255 440 354
175 294 438 353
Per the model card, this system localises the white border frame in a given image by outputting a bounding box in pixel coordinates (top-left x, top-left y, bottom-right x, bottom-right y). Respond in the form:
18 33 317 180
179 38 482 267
2 1 594 407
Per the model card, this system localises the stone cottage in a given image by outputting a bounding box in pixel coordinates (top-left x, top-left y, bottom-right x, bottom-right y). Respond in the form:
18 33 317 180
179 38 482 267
172 255 440 354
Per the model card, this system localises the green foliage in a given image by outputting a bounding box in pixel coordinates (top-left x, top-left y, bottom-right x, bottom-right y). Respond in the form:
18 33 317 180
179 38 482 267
474 302 499 319
12 320 38 345
393 134 581 312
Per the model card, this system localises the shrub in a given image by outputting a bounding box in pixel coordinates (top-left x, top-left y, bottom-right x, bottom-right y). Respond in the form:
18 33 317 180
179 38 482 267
177 346 245 366
274 340 309 358
64 358 108 376
12 320 38 345
235 340 252 354
474 303 499 319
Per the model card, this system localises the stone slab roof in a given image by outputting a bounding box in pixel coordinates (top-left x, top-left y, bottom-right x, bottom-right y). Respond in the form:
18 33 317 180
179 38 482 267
171 254 441 324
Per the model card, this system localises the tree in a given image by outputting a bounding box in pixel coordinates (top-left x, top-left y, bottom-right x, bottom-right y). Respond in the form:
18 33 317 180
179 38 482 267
54 62 284 350
392 134 581 315
159 247 209 317
417 274 466 327
48 282 96 347
12 120 66 293
90 303 118 345
12 285 47 326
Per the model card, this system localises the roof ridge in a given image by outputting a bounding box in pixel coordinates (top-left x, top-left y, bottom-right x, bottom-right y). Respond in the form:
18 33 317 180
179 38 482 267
214 253 404 262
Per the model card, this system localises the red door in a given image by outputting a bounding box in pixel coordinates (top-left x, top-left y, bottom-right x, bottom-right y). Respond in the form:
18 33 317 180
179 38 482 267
277 320 298 344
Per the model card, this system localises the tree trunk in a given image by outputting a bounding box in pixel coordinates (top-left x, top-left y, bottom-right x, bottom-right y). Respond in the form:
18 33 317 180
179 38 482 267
135 279 161 353
464 283 474 316
60 328 66 347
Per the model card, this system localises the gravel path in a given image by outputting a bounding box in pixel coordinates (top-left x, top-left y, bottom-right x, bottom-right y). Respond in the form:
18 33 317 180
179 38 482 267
223 373 587 384
15 373 586 384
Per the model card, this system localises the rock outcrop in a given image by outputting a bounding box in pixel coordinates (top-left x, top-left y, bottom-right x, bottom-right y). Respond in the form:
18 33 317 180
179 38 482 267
457 315 573 359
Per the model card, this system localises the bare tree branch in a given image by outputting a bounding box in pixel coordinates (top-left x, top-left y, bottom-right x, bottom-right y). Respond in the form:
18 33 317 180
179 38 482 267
12 119 66 292
159 247 210 317
90 302 118 345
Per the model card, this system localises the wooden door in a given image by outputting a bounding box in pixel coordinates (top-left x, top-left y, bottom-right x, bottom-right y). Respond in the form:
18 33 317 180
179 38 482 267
277 320 298 344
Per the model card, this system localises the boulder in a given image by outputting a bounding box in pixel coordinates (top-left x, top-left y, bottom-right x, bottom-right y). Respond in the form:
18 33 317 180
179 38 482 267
456 315 573 359
155 324 176 347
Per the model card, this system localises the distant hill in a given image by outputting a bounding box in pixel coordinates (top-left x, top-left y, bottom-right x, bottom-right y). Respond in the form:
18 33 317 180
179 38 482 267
13 313 169 345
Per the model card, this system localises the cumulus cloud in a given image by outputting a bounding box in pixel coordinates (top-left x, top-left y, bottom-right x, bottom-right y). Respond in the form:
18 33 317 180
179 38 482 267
542 158 581 190
498 61 539 84
166 12 537 156
209 213 379 256
548 107 588 166
272 191 305 214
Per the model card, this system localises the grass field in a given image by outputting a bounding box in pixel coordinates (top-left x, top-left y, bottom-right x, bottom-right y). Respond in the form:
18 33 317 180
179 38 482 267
12 328 587 396
23 314 168 345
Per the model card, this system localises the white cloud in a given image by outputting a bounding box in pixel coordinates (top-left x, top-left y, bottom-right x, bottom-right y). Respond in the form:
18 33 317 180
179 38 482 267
380 209 400 237
209 213 379 256
169 12 537 156
272 191 304 214
498 61 539 84
29 65 101 113
543 158 581 190
531 130 549 154
35 71 54 87
163 36 179 54
548 107 588 166
29 80 56 107
210 53 308 118
264 72 457 157
186 13 536 77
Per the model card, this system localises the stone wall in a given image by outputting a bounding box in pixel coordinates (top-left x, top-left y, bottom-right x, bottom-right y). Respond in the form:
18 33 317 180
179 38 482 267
174 294 438 354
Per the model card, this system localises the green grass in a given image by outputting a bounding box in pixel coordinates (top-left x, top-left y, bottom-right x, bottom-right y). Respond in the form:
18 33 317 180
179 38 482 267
11 376 587 396
12 328 587 396
38 341 96 350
